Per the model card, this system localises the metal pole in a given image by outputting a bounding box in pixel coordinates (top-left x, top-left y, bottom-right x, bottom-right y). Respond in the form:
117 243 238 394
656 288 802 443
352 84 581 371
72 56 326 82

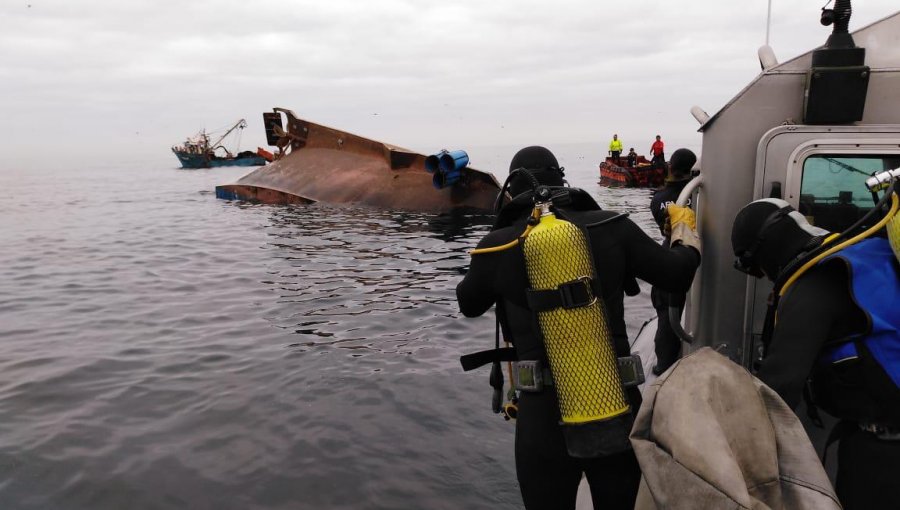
766 0 772 45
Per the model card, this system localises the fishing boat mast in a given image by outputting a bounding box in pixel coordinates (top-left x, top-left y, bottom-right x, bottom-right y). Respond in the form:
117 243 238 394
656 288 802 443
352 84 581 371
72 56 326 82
209 119 248 157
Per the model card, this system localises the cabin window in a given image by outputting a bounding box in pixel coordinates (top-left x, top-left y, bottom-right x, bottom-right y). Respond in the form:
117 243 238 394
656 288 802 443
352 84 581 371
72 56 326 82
799 155 900 232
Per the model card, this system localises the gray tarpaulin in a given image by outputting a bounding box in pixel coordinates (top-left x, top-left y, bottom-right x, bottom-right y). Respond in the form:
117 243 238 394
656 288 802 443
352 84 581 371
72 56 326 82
630 347 841 510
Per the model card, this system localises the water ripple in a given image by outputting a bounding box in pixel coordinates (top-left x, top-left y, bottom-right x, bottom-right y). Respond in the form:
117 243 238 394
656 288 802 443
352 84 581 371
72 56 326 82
0 150 662 509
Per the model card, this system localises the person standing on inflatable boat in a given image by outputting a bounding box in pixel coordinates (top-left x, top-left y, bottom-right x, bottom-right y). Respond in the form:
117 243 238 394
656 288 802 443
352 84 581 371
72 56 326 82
608 134 623 165
649 135 665 168
456 146 701 510
731 192 900 510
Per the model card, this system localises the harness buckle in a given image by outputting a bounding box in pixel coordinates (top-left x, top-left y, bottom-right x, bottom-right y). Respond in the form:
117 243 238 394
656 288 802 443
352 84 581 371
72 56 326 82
514 360 544 392
617 354 646 388
559 276 597 309
514 356 645 392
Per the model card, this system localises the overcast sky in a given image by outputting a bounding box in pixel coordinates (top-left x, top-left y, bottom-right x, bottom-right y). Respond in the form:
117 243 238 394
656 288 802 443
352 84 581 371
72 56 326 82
2 0 898 169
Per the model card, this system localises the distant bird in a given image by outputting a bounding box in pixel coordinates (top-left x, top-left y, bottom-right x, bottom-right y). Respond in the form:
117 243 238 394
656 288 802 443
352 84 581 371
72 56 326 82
372 113 378 116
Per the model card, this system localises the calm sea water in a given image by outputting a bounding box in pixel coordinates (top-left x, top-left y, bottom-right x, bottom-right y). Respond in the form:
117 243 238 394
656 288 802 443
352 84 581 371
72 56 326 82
0 143 661 510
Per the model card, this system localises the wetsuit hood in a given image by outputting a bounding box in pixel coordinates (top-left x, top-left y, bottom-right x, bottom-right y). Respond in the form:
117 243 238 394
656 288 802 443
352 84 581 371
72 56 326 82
507 146 566 198
732 198 830 280
668 148 697 181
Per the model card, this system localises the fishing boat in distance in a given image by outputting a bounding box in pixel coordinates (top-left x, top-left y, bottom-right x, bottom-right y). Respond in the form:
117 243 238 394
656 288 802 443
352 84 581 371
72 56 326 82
172 119 268 169
215 108 501 213
598 155 666 188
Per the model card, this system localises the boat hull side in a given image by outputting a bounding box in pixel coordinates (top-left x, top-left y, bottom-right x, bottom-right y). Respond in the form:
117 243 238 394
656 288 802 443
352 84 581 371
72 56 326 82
174 152 267 169
598 159 665 188
174 152 209 169
215 185 315 204
209 156 267 168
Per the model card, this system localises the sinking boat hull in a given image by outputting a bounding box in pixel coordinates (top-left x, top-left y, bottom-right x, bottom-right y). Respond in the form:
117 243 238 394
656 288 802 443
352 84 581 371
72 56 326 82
215 109 501 213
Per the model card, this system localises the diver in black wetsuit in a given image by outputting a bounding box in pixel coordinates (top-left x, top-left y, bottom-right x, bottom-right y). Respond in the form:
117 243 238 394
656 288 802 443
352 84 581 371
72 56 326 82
731 198 900 510
456 146 700 510
648 148 697 375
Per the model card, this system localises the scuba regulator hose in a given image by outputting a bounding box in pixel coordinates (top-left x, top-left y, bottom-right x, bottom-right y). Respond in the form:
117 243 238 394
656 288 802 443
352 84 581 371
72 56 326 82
778 180 899 296
471 168 546 255
469 207 540 254
759 177 899 350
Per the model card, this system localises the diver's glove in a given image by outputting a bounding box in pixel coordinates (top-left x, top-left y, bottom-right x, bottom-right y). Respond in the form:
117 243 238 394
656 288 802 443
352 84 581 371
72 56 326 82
667 204 700 253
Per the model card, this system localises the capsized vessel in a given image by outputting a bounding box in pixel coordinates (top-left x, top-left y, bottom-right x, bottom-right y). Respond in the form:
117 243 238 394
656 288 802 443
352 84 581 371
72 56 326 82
215 109 501 213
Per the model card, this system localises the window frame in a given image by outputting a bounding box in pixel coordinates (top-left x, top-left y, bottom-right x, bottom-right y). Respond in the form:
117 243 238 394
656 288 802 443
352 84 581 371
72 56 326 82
785 139 900 206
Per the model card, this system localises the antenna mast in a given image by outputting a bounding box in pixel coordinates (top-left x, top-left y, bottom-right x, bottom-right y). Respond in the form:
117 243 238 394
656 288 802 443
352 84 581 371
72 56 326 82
211 119 248 150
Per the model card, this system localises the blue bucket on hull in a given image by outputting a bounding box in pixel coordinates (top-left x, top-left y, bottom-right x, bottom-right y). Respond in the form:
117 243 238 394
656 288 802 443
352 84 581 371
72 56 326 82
431 150 468 189
424 151 444 174
439 150 469 174
433 169 462 189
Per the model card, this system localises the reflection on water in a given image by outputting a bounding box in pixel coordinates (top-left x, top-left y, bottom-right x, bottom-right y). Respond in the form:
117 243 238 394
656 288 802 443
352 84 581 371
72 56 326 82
262 205 494 357
0 150 662 509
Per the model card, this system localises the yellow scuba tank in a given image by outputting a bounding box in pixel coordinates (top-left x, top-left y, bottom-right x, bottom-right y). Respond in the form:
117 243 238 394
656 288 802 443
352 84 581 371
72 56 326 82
889 201 900 264
522 203 632 457
864 169 900 264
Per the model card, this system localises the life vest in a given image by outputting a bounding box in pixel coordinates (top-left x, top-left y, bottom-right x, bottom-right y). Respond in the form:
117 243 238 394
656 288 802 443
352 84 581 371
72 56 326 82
816 238 900 419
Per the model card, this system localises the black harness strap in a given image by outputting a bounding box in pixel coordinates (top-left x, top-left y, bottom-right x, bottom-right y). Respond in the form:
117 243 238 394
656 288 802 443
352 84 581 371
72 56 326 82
459 346 518 372
803 381 825 428
526 277 597 312
823 420 858 464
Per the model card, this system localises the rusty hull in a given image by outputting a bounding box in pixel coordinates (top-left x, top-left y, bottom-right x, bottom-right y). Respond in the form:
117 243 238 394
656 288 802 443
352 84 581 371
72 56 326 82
215 109 501 213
